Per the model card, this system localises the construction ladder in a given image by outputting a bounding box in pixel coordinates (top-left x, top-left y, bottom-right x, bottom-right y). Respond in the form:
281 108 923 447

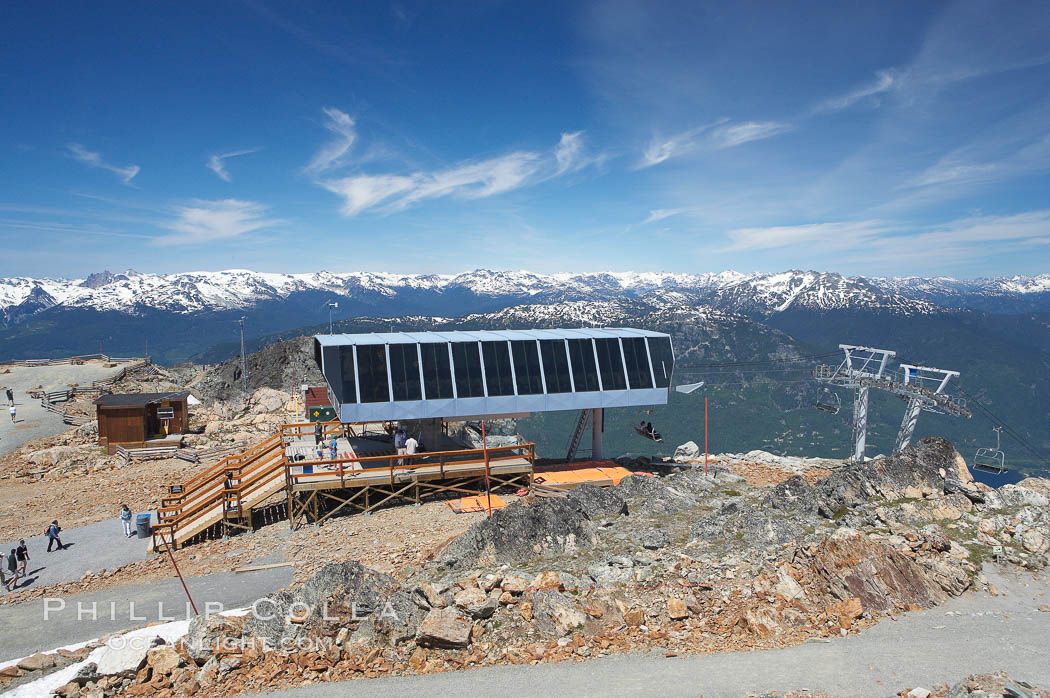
565 409 590 462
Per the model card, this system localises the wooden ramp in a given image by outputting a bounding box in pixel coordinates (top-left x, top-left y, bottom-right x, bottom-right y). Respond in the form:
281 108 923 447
153 434 288 550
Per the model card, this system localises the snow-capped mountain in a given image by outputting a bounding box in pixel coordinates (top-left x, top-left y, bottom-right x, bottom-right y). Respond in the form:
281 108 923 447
1 268 1048 364
6 267 1046 324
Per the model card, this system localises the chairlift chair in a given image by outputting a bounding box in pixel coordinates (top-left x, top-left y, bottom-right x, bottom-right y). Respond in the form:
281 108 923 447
634 414 664 443
972 426 1008 475
634 425 664 443
813 388 841 415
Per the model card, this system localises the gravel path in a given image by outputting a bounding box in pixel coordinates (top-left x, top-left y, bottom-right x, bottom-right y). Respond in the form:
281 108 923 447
1 518 150 593
0 362 123 457
266 564 1050 698
0 565 293 662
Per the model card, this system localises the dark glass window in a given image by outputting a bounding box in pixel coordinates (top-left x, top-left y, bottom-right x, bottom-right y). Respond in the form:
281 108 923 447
452 342 485 398
314 339 323 371
511 340 543 395
320 345 339 399
647 336 675 388
567 338 600 391
482 341 515 396
356 344 390 403
388 344 422 401
420 343 454 400
337 346 357 403
540 339 572 393
594 338 627 390
621 337 654 390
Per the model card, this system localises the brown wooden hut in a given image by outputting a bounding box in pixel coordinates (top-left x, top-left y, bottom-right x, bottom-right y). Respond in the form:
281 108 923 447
95 392 190 453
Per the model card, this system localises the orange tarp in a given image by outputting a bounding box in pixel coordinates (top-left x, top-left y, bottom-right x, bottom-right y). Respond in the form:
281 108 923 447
532 462 633 489
448 494 508 513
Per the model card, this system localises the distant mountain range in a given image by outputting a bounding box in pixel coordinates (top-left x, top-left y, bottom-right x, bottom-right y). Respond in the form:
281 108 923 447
2 268 1049 332
1 266 1046 470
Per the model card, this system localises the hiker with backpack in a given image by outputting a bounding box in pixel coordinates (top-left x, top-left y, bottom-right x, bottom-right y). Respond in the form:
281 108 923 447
46 521 63 551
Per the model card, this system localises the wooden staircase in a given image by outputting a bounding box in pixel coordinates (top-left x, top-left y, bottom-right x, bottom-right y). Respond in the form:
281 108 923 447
153 434 287 550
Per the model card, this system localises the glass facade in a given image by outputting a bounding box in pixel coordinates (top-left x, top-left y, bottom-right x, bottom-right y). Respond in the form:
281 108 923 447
594 338 627 391
337 346 357 403
511 340 543 395
482 341 515 396
621 337 654 390
420 343 454 400
567 338 600 391
451 341 485 398
316 332 672 410
356 344 390 403
539 339 572 393
388 344 422 401
647 336 675 388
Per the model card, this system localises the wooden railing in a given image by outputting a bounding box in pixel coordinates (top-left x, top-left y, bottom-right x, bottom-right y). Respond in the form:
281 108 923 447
155 434 286 546
30 358 155 426
286 442 536 490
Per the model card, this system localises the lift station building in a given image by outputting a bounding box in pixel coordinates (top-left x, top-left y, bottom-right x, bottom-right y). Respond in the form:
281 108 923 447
312 328 675 459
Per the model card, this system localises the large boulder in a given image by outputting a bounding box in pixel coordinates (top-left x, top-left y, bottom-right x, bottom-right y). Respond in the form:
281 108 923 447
810 527 948 611
815 438 973 517
438 497 597 570
185 615 246 663
565 484 628 519
529 590 590 637
244 561 423 649
248 387 288 414
617 473 699 516
673 441 701 462
415 608 472 649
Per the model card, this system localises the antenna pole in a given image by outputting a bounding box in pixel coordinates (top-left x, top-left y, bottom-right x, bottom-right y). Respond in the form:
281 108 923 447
238 317 248 398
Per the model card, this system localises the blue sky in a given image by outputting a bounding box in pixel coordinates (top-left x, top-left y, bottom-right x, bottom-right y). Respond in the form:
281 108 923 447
1 0 1049 279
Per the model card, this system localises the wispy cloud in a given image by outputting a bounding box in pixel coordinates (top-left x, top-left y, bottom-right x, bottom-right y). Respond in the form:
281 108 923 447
726 220 892 251
639 119 788 168
304 108 357 175
312 120 599 216
206 148 260 182
712 121 792 148
724 210 1050 267
554 131 584 174
641 208 687 225
157 199 282 245
321 152 543 216
67 144 140 184
813 70 898 113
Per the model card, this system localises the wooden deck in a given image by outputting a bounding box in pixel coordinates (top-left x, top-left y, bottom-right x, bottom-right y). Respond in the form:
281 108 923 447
153 421 534 549
284 441 535 527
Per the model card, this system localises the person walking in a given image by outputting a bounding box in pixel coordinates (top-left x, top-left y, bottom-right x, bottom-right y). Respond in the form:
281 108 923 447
5 387 13 406
314 421 323 446
45 520 63 551
0 550 9 590
119 505 133 538
8 404 15 423
394 427 407 464
15 540 29 575
5 549 17 590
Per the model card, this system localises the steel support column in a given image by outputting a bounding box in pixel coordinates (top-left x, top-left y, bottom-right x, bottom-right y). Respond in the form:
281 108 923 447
894 397 923 454
852 386 869 462
591 407 603 461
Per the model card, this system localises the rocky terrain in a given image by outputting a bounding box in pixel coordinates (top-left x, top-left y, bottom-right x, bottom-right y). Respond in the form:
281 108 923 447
15 437 1046 697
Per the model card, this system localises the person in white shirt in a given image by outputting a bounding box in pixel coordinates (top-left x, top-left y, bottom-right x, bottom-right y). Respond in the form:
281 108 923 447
405 435 418 458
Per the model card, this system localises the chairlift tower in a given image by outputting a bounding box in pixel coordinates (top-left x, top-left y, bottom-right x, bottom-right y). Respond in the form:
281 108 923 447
815 346 970 463
893 364 964 453
814 345 895 462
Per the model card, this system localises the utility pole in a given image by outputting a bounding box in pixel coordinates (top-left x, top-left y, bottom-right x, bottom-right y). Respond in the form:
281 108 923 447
238 317 248 399
326 301 338 334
